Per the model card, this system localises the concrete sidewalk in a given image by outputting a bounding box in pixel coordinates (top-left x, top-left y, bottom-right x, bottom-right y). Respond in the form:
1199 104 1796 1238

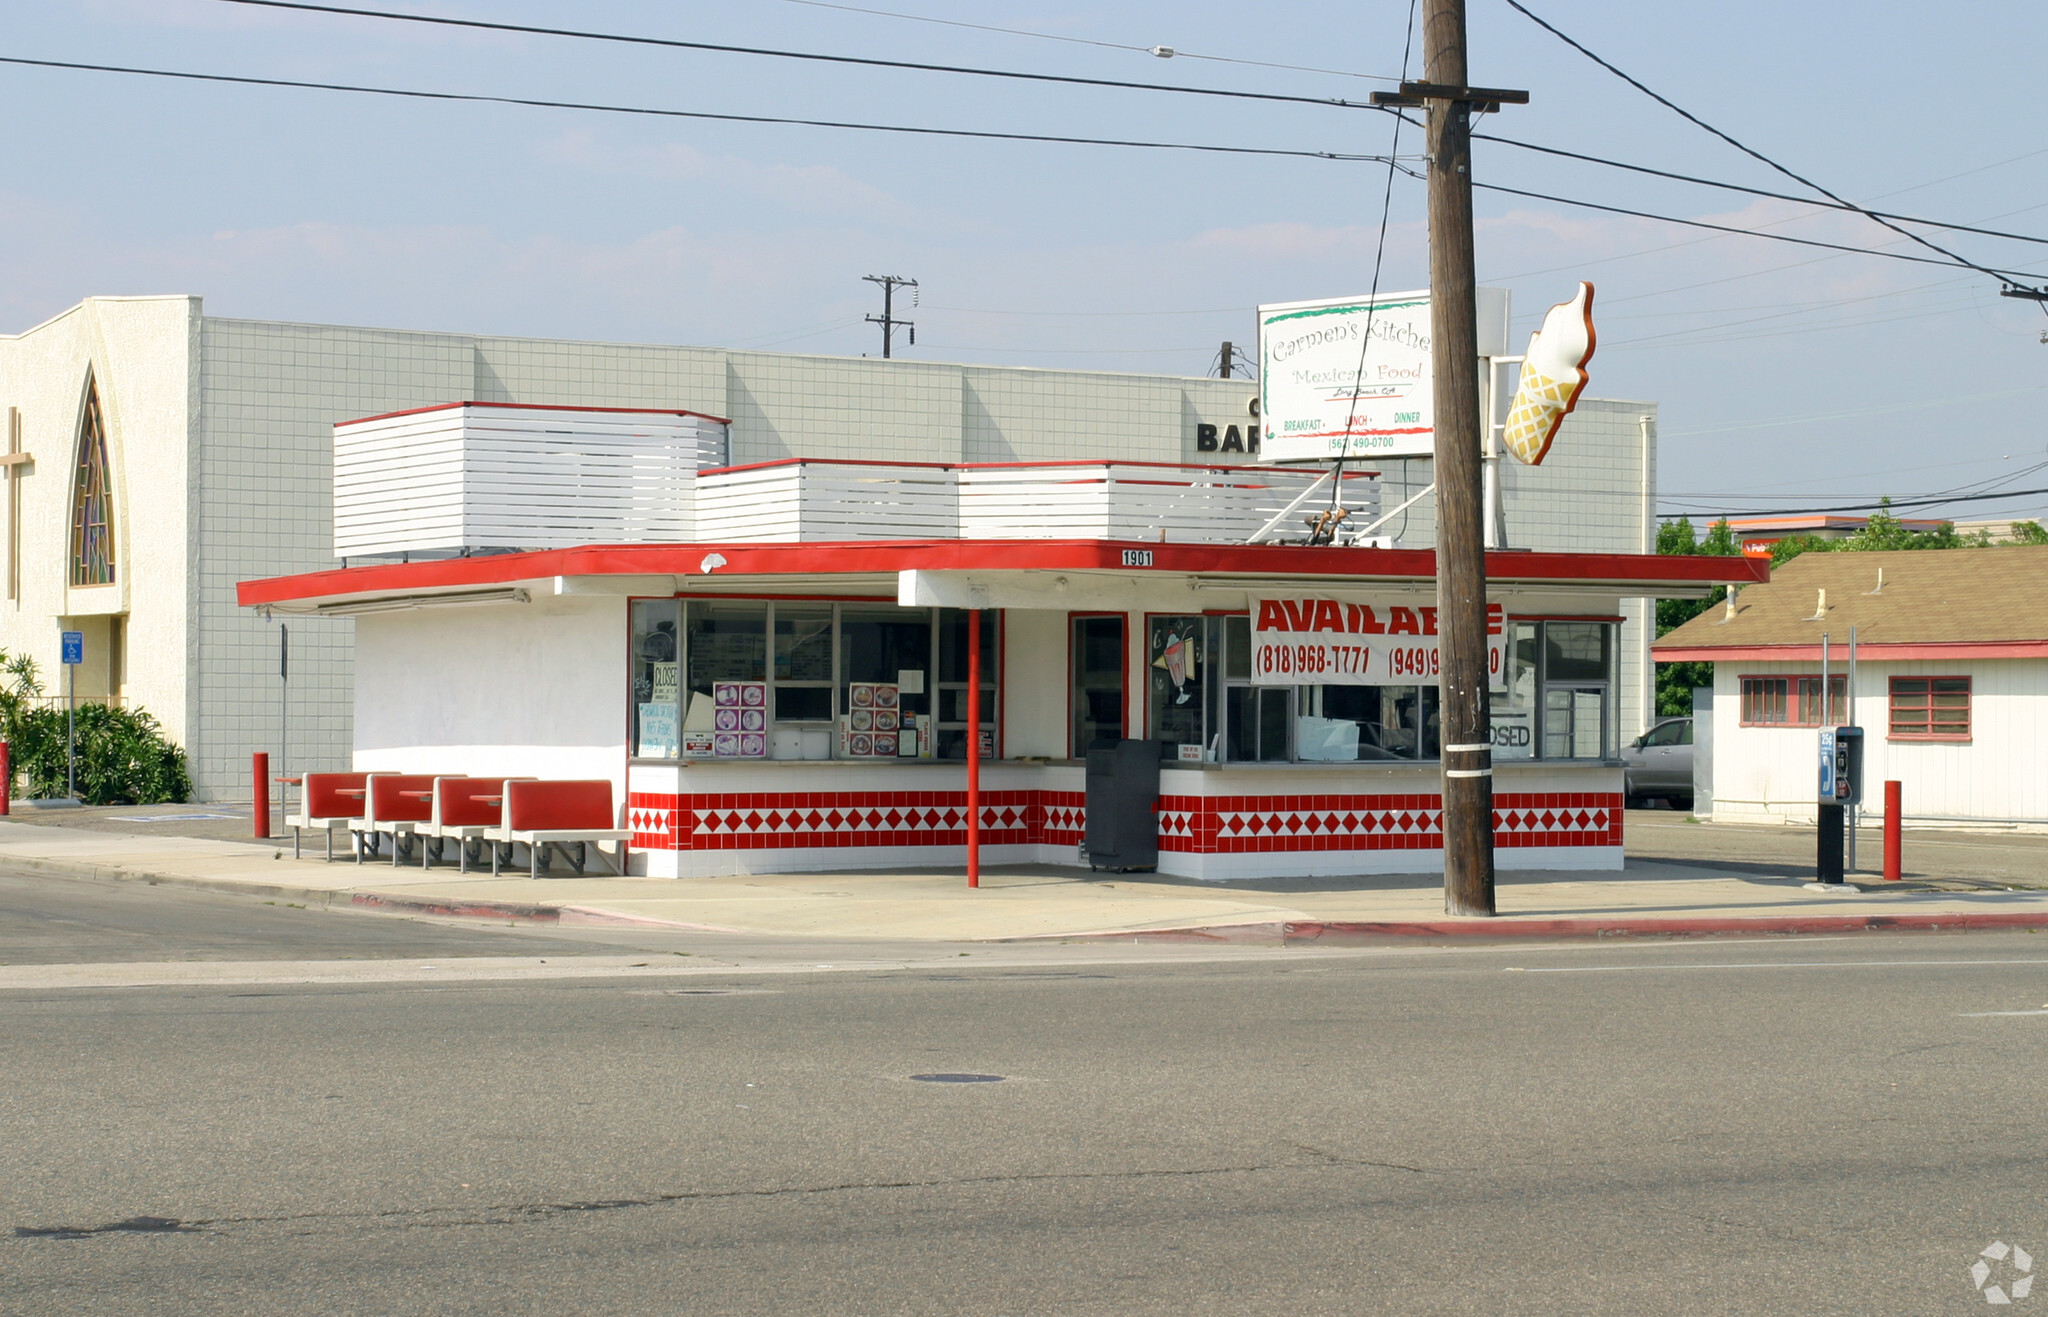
1 813 2044 943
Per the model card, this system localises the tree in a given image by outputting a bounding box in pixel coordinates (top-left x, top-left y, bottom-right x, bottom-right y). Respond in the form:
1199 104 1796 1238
1653 517 1742 717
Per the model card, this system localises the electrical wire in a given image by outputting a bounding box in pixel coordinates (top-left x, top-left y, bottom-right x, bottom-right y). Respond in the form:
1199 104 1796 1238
1500 0 2035 290
1470 179 2048 283
1471 132 2048 249
1662 486 2048 517
207 0 1391 113
1329 0 1420 522
765 0 1404 83
15 48 2041 291
0 55 1404 164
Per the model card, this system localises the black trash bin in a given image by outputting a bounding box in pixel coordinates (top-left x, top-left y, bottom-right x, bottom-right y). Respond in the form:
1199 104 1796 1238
1084 738 1161 872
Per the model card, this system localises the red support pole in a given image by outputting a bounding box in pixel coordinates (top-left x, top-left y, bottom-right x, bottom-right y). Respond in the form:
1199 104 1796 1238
966 608 981 890
253 752 271 840
0 740 10 816
1883 779 1902 882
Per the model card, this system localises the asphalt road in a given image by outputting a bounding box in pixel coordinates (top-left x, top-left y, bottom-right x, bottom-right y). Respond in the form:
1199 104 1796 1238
2 872 2045 1314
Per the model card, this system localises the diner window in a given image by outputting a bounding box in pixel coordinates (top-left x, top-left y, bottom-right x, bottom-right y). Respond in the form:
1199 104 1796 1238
1740 674 1847 727
1489 621 1538 760
937 609 999 761
1889 676 1970 741
1222 615 1291 762
1071 615 1125 757
630 599 681 759
634 600 998 762
841 605 932 754
683 599 768 759
1146 614 1208 760
1202 614 1613 765
1541 623 1613 760
773 605 835 724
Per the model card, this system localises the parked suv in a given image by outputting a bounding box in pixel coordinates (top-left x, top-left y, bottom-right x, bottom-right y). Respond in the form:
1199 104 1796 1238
1623 716 1693 808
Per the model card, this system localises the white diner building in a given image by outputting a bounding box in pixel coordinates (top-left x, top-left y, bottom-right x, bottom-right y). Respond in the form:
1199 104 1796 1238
240 404 1757 878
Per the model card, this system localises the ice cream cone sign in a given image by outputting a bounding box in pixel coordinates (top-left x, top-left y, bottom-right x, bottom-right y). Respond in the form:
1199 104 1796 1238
1501 282 1596 466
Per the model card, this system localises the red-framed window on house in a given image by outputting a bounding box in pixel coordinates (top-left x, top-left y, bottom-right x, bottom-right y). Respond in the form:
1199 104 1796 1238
1739 674 1846 727
1889 676 1971 741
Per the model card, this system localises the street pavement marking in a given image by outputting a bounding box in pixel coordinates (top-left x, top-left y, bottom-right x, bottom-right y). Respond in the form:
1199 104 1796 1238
1958 1009 2048 1017
1508 959 2048 974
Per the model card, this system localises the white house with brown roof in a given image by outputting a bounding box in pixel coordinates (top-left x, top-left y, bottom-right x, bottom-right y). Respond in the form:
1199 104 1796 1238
1655 546 2048 829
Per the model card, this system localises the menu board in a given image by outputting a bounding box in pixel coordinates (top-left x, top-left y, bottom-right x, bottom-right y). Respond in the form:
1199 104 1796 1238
712 682 769 758
846 682 900 757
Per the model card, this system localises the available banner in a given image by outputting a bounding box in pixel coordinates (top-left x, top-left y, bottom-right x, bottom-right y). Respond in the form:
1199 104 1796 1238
1251 597 1506 689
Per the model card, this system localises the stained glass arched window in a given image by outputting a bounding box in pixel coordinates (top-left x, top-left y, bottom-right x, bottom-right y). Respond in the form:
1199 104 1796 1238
70 374 115 586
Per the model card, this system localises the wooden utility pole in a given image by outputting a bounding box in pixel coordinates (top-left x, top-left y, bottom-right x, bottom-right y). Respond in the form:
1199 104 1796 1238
1375 0 1526 917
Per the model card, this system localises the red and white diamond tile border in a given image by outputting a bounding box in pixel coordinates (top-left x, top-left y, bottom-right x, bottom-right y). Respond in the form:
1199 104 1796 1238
628 789 1619 855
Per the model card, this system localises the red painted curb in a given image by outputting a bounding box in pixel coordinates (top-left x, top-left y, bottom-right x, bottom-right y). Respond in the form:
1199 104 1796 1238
1287 912 2048 940
1026 911 2048 945
351 892 563 923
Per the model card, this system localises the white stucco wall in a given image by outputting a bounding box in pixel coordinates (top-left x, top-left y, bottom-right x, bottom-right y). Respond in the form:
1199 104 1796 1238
352 594 628 803
1708 657 2048 827
0 296 195 771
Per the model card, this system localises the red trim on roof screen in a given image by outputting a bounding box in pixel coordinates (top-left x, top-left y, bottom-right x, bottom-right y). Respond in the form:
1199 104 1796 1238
339 400 733 427
239 541 1766 608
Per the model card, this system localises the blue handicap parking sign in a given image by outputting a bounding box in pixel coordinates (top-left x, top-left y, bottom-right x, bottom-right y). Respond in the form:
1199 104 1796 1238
61 631 83 666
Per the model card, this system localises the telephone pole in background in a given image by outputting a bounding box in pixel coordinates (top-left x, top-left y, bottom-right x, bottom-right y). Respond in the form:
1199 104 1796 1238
1375 0 1527 917
863 275 918 358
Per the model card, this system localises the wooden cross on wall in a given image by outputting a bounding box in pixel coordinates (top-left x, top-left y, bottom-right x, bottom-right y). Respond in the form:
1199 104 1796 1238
1 407 31 601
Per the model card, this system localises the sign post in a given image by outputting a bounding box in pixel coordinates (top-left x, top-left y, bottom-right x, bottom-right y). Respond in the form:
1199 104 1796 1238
61 629 82 800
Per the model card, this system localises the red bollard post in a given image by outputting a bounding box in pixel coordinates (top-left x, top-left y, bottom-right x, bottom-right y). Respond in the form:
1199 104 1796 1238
253 752 271 840
1883 779 1902 881
0 740 10 816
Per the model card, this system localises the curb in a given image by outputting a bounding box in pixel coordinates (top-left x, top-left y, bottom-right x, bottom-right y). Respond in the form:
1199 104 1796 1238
0 851 356 908
1013 911 2048 944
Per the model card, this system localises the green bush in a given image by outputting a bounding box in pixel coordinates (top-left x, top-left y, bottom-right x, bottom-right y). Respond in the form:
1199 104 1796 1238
0 650 191 804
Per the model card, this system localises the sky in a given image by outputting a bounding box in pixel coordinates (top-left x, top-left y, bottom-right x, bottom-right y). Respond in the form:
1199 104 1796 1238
6 0 2047 524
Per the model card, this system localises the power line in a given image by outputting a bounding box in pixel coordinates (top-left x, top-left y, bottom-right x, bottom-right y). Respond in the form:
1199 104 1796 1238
1500 0 2037 293
766 0 1403 83
17 49 2040 291
1472 132 2048 249
208 0 1391 113
1469 179 2048 283
1663 486 2048 517
0 55 1404 164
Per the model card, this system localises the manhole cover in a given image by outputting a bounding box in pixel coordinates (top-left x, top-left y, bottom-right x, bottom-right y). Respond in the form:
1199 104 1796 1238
910 1073 1006 1084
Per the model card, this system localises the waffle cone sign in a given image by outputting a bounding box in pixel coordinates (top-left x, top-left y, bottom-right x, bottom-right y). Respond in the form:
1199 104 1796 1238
1501 282 1596 466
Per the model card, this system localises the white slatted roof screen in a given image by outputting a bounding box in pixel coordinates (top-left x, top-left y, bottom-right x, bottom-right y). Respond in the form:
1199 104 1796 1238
690 460 1372 545
695 461 959 543
959 463 1371 544
334 403 727 557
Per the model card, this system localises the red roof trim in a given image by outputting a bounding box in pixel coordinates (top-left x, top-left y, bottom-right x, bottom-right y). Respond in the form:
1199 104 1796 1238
238 542 1767 608
696 457 1381 478
338 400 733 428
1655 640 2048 662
